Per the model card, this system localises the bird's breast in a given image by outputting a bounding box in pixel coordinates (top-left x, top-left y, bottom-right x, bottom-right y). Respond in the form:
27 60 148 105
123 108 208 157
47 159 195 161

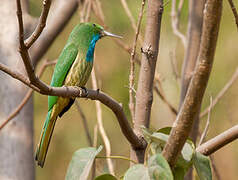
64 57 93 87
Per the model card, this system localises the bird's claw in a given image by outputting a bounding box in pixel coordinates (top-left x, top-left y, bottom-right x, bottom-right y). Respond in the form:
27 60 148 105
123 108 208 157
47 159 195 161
80 86 89 97
96 89 100 96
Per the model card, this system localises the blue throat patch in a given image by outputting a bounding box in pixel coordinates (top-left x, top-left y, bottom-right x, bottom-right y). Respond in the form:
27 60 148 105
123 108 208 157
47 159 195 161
86 34 100 62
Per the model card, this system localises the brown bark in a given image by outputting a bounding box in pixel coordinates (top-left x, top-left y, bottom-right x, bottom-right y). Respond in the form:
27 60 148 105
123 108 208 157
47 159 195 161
180 1 205 179
197 125 238 156
132 0 163 163
162 0 223 168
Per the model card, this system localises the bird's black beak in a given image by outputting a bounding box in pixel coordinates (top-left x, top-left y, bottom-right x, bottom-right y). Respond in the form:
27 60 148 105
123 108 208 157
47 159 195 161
101 30 122 39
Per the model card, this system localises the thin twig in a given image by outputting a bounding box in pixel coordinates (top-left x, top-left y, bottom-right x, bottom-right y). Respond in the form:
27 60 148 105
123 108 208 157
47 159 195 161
91 68 115 175
92 124 98 180
25 0 52 48
228 0 238 30
198 96 212 146
177 0 185 19
128 0 146 122
210 155 222 180
171 0 187 48
93 125 98 147
80 0 89 22
200 67 238 118
169 51 180 82
75 101 93 146
120 0 143 44
153 85 177 115
0 90 32 130
85 0 92 22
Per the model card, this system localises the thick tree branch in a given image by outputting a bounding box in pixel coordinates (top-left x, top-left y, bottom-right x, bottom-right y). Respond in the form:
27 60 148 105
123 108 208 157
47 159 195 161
132 0 163 163
197 125 238 155
180 0 205 107
135 0 163 133
162 0 222 167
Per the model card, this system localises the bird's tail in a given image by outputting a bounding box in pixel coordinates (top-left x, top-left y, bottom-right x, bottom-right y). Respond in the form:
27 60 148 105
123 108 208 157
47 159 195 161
35 109 57 167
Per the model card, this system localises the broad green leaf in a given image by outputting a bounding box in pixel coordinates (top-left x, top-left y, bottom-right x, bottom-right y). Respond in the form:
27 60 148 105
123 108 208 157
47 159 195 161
157 127 172 135
95 174 118 180
65 146 103 180
123 164 150 180
142 127 195 179
194 151 212 180
173 167 186 180
148 154 173 180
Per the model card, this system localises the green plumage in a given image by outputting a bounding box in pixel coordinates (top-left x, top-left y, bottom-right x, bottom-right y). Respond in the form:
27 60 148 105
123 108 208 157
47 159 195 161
35 23 109 167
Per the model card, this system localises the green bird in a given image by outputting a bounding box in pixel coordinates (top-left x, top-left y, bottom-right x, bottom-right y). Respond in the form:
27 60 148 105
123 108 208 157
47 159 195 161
35 22 121 167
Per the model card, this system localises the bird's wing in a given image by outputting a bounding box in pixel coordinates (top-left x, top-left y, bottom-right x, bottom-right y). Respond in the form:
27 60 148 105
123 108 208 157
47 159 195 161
48 43 78 111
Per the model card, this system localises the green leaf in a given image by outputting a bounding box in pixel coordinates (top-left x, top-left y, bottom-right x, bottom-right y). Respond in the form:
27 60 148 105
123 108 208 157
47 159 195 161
148 154 174 180
193 151 212 180
173 167 186 180
123 164 150 180
142 127 195 179
65 146 103 180
95 174 118 180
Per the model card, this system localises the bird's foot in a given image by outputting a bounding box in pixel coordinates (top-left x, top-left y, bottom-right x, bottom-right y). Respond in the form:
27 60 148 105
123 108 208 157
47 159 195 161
96 89 100 96
79 86 89 97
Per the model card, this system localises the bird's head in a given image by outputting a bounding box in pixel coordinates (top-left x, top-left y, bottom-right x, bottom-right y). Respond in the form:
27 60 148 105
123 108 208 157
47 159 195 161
86 22 122 39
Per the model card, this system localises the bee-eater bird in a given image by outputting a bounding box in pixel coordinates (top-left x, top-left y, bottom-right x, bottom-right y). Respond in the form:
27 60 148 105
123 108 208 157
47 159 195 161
35 22 121 167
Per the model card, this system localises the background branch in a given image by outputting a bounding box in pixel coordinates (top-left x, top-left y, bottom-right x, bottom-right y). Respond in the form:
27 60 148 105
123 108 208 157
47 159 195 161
162 0 222 167
128 0 145 122
91 68 115 175
228 0 238 30
75 101 93 146
200 67 238 118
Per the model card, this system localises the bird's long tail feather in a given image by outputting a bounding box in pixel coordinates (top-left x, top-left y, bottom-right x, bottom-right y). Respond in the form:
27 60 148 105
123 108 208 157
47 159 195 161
35 109 56 167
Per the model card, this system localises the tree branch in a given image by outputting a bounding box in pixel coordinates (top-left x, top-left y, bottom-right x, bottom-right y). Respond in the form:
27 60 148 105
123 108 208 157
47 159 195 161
0 59 56 130
25 0 52 48
228 0 238 30
171 0 187 48
30 0 79 66
128 0 146 122
197 125 238 155
1 62 144 149
91 68 115 175
2 0 145 151
132 0 163 163
200 67 238 118
162 0 222 167
75 101 93 146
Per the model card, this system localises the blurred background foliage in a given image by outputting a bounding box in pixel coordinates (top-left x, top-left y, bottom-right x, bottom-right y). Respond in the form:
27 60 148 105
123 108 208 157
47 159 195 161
29 0 238 179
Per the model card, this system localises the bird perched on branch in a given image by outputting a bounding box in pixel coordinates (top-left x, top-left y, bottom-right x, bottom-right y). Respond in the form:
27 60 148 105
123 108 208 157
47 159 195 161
35 23 121 167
